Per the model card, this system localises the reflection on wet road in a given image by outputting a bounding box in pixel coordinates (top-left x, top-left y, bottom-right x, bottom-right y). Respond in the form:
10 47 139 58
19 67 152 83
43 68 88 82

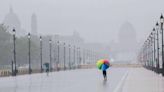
0 68 128 92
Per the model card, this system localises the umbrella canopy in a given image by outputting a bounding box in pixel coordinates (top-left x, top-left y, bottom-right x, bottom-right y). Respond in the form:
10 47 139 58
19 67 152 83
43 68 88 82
44 62 49 68
96 59 110 70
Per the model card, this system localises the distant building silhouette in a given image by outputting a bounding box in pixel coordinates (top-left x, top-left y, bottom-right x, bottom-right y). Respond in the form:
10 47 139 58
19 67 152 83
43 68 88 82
118 22 137 52
3 6 26 36
110 22 138 63
31 13 37 35
52 30 84 46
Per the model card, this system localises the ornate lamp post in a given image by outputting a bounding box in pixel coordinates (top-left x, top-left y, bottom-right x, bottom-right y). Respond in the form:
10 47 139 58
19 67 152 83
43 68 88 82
13 29 17 76
73 46 75 69
79 47 81 68
40 36 43 73
153 28 156 71
156 22 160 73
146 40 149 68
150 32 154 70
49 39 52 72
77 47 79 68
69 44 71 69
160 14 164 76
28 33 32 74
143 42 145 67
57 41 60 71
63 42 66 70
83 49 85 65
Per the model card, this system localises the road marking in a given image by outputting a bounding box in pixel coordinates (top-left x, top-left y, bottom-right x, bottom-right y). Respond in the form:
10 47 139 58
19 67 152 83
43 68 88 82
113 70 129 92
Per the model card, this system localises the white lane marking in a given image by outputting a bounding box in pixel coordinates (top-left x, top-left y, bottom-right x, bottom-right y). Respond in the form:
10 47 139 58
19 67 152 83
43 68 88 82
113 71 129 92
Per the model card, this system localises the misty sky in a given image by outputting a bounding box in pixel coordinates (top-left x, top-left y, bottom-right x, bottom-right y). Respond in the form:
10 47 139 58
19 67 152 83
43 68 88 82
0 0 164 43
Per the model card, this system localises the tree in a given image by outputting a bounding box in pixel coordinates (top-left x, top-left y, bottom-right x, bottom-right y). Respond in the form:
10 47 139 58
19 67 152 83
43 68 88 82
0 24 12 66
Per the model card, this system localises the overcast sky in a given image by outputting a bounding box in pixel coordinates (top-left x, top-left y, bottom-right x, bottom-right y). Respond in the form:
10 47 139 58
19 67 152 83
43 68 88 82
0 0 164 43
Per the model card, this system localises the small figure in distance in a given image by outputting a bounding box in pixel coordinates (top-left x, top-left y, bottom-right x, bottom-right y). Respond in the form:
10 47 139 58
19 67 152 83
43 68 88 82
44 62 49 76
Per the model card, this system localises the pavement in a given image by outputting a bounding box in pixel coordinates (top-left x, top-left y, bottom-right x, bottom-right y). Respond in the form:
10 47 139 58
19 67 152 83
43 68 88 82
0 67 163 92
0 68 128 92
122 68 164 92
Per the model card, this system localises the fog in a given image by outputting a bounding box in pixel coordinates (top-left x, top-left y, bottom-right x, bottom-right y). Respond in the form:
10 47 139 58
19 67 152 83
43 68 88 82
0 0 164 43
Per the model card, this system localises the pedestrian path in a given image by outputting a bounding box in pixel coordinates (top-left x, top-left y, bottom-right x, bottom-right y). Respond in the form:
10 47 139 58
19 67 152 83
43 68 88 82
122 68 164 92
0 68 128 92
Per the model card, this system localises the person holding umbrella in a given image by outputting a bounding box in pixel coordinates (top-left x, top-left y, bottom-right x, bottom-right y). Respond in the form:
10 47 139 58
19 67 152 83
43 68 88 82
102 70 107 80
44 62 50 76
96 59 110 81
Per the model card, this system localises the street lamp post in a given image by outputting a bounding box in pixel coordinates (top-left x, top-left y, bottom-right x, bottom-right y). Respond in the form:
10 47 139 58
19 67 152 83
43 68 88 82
144 41 146 67
160 14 164 76
69 45 71 69
148 38 151 69
13 29 17 76
150 33 154 70
147 40 149 68
11 60 13 76
156 22 160 73
49 39 52 72
79 47 81 68
145 42 147 67
153 28 156 71
57 41 60 71
149 36 153 70
40 36 43 73
53 46 56 70
145 40 148 68
143 43 146 67
28 33 31 74
77 47 79 68
83 49 85 65
73 46 75 69
89 50 92 64
91 50 93 64
63 42 66 70
142 46 144 65
53 47 56 71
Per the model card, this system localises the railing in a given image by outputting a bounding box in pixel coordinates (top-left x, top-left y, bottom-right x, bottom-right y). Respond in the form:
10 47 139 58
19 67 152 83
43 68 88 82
0 64 96 77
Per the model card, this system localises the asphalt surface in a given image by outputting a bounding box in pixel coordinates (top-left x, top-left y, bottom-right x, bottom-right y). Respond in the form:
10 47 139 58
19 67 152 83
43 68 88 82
0 67 128 92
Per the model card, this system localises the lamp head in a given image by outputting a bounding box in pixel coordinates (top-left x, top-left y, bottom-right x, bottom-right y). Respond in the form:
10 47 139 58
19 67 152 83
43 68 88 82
156 22 159 30
28 33 31 38
40 36 42 41
13 29 16 35
160 14 164 24
49 39 52 43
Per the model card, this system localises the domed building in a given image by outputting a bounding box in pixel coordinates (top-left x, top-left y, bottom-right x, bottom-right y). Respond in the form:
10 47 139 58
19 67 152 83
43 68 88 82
118 22 137 52
110 22 138 63
3 7 26 37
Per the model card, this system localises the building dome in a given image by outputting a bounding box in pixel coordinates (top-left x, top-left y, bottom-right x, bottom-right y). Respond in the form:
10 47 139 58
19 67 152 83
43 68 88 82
119 22 137 43
3 7 21 30
3 7 25 36
110 22 138 63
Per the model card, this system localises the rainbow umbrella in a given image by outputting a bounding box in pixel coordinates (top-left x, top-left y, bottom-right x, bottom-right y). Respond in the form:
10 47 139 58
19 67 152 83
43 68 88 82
96 59 110 71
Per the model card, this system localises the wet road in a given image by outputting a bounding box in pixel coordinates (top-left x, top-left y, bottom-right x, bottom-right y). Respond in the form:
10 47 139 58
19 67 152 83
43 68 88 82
0 68 128 92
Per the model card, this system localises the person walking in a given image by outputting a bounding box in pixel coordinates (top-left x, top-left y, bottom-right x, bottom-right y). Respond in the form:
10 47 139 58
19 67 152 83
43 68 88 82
102 70 107 81
96 59 110 81
44 62 49 76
